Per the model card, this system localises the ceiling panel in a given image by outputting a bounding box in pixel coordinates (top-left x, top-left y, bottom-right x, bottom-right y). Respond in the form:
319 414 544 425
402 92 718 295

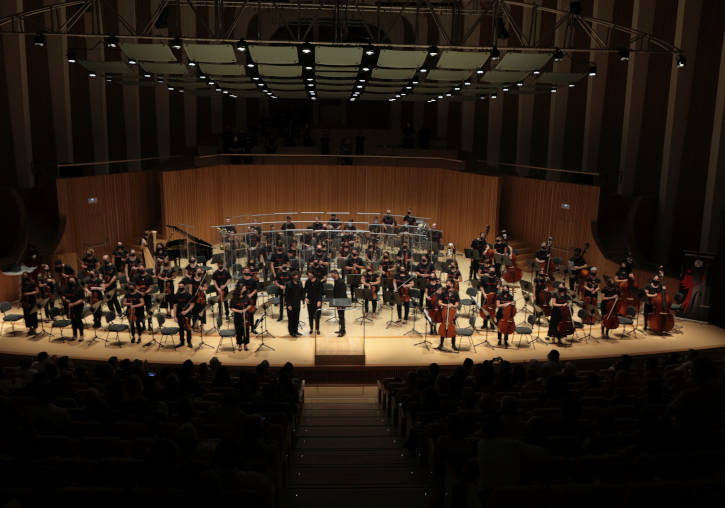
184 43 237 63
120 43 176 62
315 46 363 66
425 69 473 81
377 49 427 68
199 63 246 76
317 70 358 78
371 68 416 80
495 52 551 71
249 45 299 64
481 70 530 83
535 72 587 84
80 60 133 74
436 50 489 70
258 64 302 77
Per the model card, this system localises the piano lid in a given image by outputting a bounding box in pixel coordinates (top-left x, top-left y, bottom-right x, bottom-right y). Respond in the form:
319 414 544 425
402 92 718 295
166 224 212 248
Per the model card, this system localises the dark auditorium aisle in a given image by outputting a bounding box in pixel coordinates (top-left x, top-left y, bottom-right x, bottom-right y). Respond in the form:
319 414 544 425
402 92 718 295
287 385 431 508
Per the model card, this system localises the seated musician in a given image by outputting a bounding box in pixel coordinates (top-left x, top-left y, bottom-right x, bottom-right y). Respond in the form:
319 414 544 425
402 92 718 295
287 241 300 268
281 216 296 237
212 261 232 320
380 252 394 279
345 249 365 300
369 217 381 234
425 275 443 334
447 261 463 291
100 255 122 314
568 248 588 291
480 267 499 330
85 270 104 329
247 225 260 247
308 258 328 282
123 283 145 343
342 219 356 241
547 285 570 345
339 241 352 259
246 258 261 281
436 278 460 351
644 273 666 332
496 286 515 347
154 243 167 273
132 265 154 332
535 242 551 268
81 248 98 277
492 235 513 276
112 241 127 271
583 267 601 303
65 277 85 342
396 242 411 268
125 249 142 279
361 265 381 316
269 245 289 279
382 209 396 227
174 284 194 348
327 213 342 230
364 242 380 264
20 272 39 336
313 244 330 269
275 263 292 321
230 286 253 350
311 216 324 232
600 278 621 338
394 265 413 323
185 256 199 280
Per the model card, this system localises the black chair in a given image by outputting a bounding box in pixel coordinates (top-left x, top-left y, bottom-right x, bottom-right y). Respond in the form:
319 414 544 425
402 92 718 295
216 312 236 352
156 313 179 350
455 314 477 351
105 311 128 346
0 301 24 336
49 307 72 341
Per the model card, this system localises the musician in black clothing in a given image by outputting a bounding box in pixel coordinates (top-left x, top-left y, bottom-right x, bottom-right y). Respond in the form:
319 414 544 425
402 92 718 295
425 276 442 334
230 286 253 350
382 209 396 226
281 216 296 237
396 242 412 267
327 213 342 230
436 280 460 351
311 217 324 232
65 277 85 342
304 271 323 334
496 286 515 347
415 255 435 307
100 255 122 314
535 242 552 270
369 217 381 234
184 257 200 279
431 223 443 251
600 278 621 338
125 250 142 279
275 263 292 321
309 258 327 282
20 273 38 335
240 270 259 304
154 243 168 274
644 274 666 331
212 262 232 319
81 248 98 277
547 286 570 345
379 252 394 278
569 248 588 291
123 283 146 343
492 236 513 276
313 245 330 269
361 266 381 315
345 250 365 300
342 219 356 241
157 262 175 310
339 241 352 259
480 267 499 330
191 275 208 331
470 236 483 280
614 261 635 286
55 259 75 284
364 243 379 264
112 242 127 271
132 268 154 331
394 266 413 323
286 271 304 337
331 270 348 337
174 285 194 348
583 267 601 302
85 271 104 329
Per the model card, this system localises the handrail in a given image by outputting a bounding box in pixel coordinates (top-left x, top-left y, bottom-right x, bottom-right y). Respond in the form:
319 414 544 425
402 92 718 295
477 160 600 176
197 153 465 164
57 155 185 168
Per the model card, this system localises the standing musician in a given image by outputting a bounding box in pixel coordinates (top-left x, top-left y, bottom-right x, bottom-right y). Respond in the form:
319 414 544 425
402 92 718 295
157 261 176 310
304 271 323 335
112 242 127 272
396 241 412 268
191 273 208 331
425 275 443 334
415 255 435 307
80 248 98 277
308 258 327 282
38 273 56 320
492 235 513 276
446 261 463 292
403 208 416 227
20 272 39 336
496 286 515 348
342 219 356 241
269 245 288 279
470 232 486 280
65 276 85 342
361 265 381 316
286 271 304 337
547 285 570 345
230 286 253 351
327 213 342 230
287 241 300 269
380 252 394 279
311 216 324 233
431 223 443 252
568 248 588 291
436 279 460 351
644 273 665 332
212 261 231 320
615 261 635 286
369 216 382 234
394 265 413 323
239 269 259 305
382 209 396 227
85 270 104 329
583 267 601 301
533 269 550 322
345 249 365 300
132 266 154 331
123 283 146 343
281 216 296 237
480 267 499 331
154 243 168 274
477 249 494 279
125 249 142 279
275 263 292 321
99 255 122 315
331 270 348 337
535 242 552 271
55 259 75 285
174 284 195 348
600 278 621 338
184 256 200 280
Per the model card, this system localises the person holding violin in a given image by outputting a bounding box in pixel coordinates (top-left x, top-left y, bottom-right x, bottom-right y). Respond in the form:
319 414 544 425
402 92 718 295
345 249 365 300
81 248 98 278
496 286 515 347
239 269 260 305
124 283 145 343
157 261 176 311
174 284 195 348
492 235 513 276
415 255 435 306
184 256 200 280
20 272 39 336
305 271 323 335
274 263 292 321
380 252 394 279
269 245 289 280
364 242 380 264
331 270 348 337
361 265 381 316
425 275 443 334
583 267 601 302
308 257 327 282
447 261 463 291
312 244 330 270
396 241 412 268
212 261 232 320
99 255 122 315
568 248 588 291
615 261 635 285
112 241 127 272
480 267 499 330
339 241 352 259
644 274 666 332
230 286 254 350
547 285 571 345
436 279 460 351
394 265 413 323
600 278 621 338
85 270 104 329
191 275 208 331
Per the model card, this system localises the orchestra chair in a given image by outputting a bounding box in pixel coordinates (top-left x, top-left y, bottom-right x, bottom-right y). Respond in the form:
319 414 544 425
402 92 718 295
49 307 72 341
266 284 281 307
618 305 638 337
0 301 24 336
455 314 477 352
514 321 533 348
462 288 478 316
215 313 236 353
104 311 128 346
156 313 179 350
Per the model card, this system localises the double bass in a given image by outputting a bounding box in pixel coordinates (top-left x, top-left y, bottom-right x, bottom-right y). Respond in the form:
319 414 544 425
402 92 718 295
539 236 556 278
502 253 523 283
647 268 675 333
438 300 457 339
535 274 552 317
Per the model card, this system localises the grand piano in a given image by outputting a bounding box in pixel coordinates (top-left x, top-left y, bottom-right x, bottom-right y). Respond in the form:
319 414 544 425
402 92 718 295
165 224 213 264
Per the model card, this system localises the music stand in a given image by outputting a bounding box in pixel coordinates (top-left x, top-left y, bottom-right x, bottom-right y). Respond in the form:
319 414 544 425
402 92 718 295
386 291 403 328
354 288 374 323
417 309 434 349
33 301 52 339
404 288 422 336
331 298 351 335
255 308 275 351
473 306 496 350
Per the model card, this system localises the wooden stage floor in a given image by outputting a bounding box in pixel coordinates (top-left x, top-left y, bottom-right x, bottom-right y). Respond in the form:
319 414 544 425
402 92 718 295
2 264 724 368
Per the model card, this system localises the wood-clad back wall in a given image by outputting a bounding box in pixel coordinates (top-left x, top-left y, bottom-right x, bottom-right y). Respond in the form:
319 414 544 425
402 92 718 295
0 273 20 304
160 165 501 251
56 172 161 264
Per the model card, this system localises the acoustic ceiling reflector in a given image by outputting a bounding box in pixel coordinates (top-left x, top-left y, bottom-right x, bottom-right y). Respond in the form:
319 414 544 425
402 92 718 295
436 50 489 70
248 45 299 64
316 70 358 78
481 70 530 83
119 43 176 62
365 85 403 93
315 46 363 66
535 72 587 84
198 63 246 76
425 69 474 82
184 43 237 63
371 68 417 80
317 91 352 98
257 64 302 77
269 83 307 90
139 62 189 75
275 92 308 99
376 49 427 68
495 52 552 71
80 60 132 74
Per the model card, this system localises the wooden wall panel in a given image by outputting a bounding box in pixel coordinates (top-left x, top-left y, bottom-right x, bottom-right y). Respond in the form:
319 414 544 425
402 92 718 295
160 165 500 250
0 273 20 304
56 172 161 265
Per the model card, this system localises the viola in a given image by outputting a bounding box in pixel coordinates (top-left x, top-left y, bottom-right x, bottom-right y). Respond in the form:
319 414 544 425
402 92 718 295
557 304 576 337
438 303 457 338
602 297 620 330
502 254 523 283
497 303 516 335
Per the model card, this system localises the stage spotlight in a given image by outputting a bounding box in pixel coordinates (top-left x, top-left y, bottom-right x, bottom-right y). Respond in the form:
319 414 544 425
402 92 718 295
677 54 687 68
491 46 501 60
187 60 196 67
619 48 630 61
420 68 428 73
178 88 184 93
491 92 498 99
247 62 256 68
476 68 484 75
157 77 164 84
553 48 564 62
550 87 557 93
305 66 313 70
445 93 451 97
105 35 119 48
412 79 419 84
480 94 488 100
428 45 439 57
230 94 237 98
300 42 313 54
364 44 376 56
208 81 215 86
349 98 356 102
216 87 222 92
306 77 314 81
588 64 597 77
356 85 363 89
454 86 461 91
568 83 575 88
533 70 541 76
128 58 137 65
143 72 151 78
33 33 46 47
89 71 97 78
171 37 183 50
236 39 247 52
405 85 412 90
502 86 509 92
464 80 471 86
311 97 317 101
67 51 77 63
362 66 370 72
223 90 229 94
252 76 260 81
307 83 315 87
105 76 112 83
437 95 444 99
168 86 174 91
516 81 523 86
258 83 266 87
199 73 207 80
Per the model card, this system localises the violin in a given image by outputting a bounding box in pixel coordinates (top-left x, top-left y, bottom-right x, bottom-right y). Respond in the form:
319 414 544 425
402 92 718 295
557 303 576 337
497 302 516 335
602 296 620 330
647 269 674 333
438 301 457 338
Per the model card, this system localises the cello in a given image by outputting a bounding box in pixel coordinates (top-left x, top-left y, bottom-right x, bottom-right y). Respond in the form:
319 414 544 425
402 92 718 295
534 273 552 317
438 300 457 339
502 250 523 283
602 295 620 331
647 268 675 334
557 301 576 338
539 236 556 278
497 301 516 335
